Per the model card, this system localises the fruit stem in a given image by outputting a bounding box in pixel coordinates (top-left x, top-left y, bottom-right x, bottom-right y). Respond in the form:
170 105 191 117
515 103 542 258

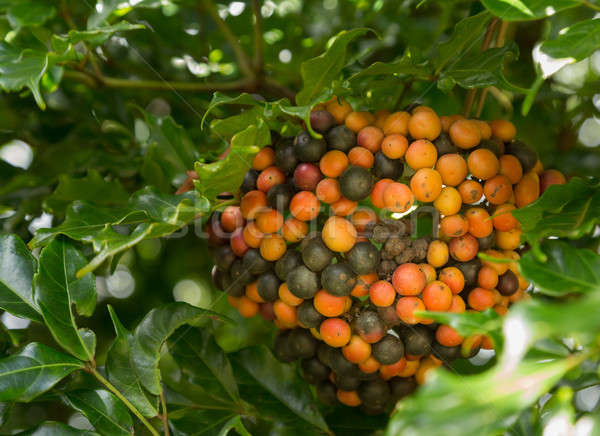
160 389 170 436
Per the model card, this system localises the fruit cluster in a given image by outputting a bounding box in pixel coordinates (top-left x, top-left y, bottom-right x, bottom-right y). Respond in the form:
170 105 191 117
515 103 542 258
208 97 566 414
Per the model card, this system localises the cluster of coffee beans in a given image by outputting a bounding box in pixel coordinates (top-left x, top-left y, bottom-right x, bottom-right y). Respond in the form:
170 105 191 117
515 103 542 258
208 96 566 413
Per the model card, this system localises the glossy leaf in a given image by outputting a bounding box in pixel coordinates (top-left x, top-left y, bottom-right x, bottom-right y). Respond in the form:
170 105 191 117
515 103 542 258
0 43 49 109
44 170 129 215
0 342 84 402
87 0 158 29
201 92 263 129
431 12 491 74
168 327 240 404
64 389 134 436
385 357 579 436
139 112 200 192
0 234 42 322
438 44 526 93
30 187 209 276
512 177 600 258
105 306 158 418
481 0 580 21
195 121 269 202
132 302 227 395
349 51 432 80
519 240 600 296
540 18 600 62
210 106 265 139
15 421 99 436
167 407 240 436
296 28 373 106
6 1 55 28
34 238 97 361
234 346 329 432
66 21 145 46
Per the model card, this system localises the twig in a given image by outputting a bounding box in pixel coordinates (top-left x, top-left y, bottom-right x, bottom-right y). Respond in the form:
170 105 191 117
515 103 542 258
252 0 264 73
475 20 508 117
86 365 160 436
464 18 499 117
581 0 600 11
159 389 170 436
201 0 254 78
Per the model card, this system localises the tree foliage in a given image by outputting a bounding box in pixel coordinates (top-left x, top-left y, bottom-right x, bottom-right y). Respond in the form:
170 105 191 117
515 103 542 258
0 0 599 435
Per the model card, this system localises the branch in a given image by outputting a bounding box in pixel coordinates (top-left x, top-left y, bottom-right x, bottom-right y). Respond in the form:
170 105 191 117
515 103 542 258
87 365 160 436
63 69 255 92
252 0 264 73
201 0 254 77
475 20 509 117
464 18 499 117
159 389 170 436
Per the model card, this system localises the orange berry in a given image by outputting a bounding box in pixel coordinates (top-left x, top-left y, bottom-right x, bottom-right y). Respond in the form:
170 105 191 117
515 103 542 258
316 178 341 204
458 179 484 204
278 283 303 306
383 182 415 213
467 149 499 180
408 109 441 140
483 175 513 205
369 280 396 307
290 191 320 221
330 197 358 216
259 233 286 261
395 296 426 325
320 150 349 178
499 154 523 184
449 119 481 149
314 289 347 317
490 119 516 142
436 325 463 347
427 240 449 268
255 208 284 234
240 190 267 219
438 267 465 294
422 280 452 311
345 111 374 132
243 221 264 248
405 139 438 170
326 98 353 124
478 266 499 290
238 296 259 317
257 166 286 192
410 168 443 202
433 186 462 215
343 335 372 364
273 300 298 326
465 207 493 238
436 153 468 186
337 389 361 407
320 318 352 347
322 216 357 252
281 217 308 243
252 147 275 170
440 214 469 238
392 263 427 296
357 126 384 153
448 234 479 262
381 134 408 159
370 178 394 209
383 111 410 136
221 206 244 232
348 146 374 168
358 356 381 373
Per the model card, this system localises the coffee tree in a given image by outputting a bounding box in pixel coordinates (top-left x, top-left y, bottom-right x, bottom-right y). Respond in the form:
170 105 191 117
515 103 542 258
0 1 599 435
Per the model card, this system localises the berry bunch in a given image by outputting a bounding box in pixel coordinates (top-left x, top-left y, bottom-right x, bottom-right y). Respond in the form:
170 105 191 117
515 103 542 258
208 97 566 413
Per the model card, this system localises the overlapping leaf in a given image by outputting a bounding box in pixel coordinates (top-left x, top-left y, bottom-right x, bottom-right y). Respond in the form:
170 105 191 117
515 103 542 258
66 21 145 46
0 343 84 402
105 306 158 418
540 18 600 62
481 0 580 21
15 421 99 435
64 389 134 436
131 302 228 395
512 177 600 258
34 238 97 361
296 28 373 106
0 234 42 322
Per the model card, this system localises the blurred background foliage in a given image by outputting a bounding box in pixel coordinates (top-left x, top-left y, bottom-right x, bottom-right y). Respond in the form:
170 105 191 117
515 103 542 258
0 0 599 435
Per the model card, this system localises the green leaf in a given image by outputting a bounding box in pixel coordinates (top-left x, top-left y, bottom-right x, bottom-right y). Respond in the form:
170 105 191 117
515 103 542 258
481 0 579 21
15 421 99 436
234 346 329 433
210 106 265 139
420 309 503 352
0 43 49 109
432 12 491 74
29 187 209 276
349 50 432 80
132 302 228 396
45 170 129 215
34 238 97 361
64 389 134 436
540 18 600 63
438 44 527 93
86 0 159 29
512 177 600 257
202 92 264 129
0 234 42 322
66 21 145 46
168 327 240 404
167 407 241 436
6 1 55 28
296 28 373 106
519 240 600 296
217 415 252 436
0 342 84 402
105 306 158 418
385 357 580 436
139 112 200 192
195 121 269 202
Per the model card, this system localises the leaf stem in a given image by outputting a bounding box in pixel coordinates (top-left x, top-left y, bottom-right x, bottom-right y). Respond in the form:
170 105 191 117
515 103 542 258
581 0 600 11
160 389 170 436
87 365 160 436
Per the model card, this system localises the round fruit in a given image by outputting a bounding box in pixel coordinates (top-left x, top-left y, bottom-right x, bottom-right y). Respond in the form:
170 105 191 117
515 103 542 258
492 203 519 231
290 191 320 221
321 262 356 296
540 169 566 193
348 146 374 168
490 119 516 142
221 206 244 232
294 131 327 162
433 132 458 155
467 148 499 180
499 154 523 184
297 300 325 328
212 245 236 272
497 269 519 296
257 166 286 192
337 389 361 407
449 119 481 149
354 310 386 344
316 178 341 204
389 377 417 401
422 280 452 311
381 134 408 159
259 233 286 261
257 271 280 302
458 179 484 204
339 166 373 201
358 379 391 410
316 381 338 405
252 147 275 170
320 318 352 347
369 280 396 307
357 126 384 153
408 109 441 140
373 152 404 179
346 111 373 132
483 175 512 205
410 168 443 202
242 248 272 275
322 216 357 252
310 110 335 133
240 190 267 219
320 150 349 178
326 97 352 124
302 236 334 272
395 297 426 325
266 183 295 212
293 163 323 191
256 208 284 234
342 335 372 364
436 153 468 186
383 111 410 135
274 141 298 174
427 240 449 268
241 169 259 194
274 330 297 362
287 265 320 299
392 263 427 296
504 140 538 172
405 139 438 170
400 325 433 357
289 328 318 358
433 186 462 216
468 287 495 311
327 125 357 152
275 250 303 281
372 334 404 365
301 357 330 384
383 182 414 213
449 233 479 262
282 217 308 243
346 241 380 275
